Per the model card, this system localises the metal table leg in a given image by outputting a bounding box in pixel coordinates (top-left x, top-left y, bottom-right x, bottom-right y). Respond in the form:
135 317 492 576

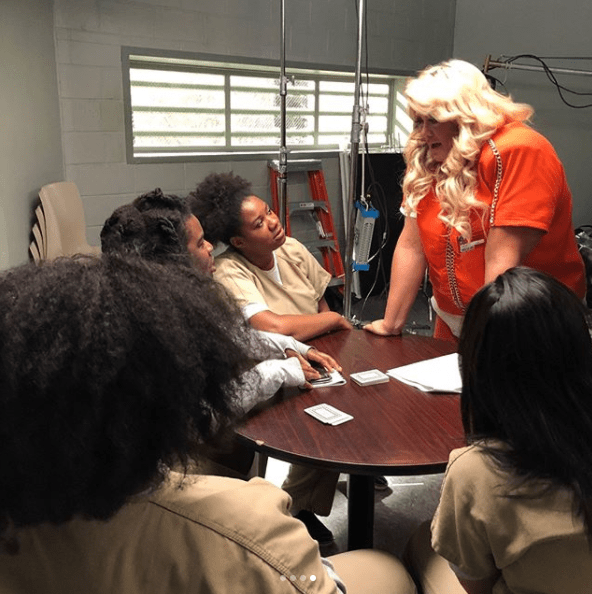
347 474 374 550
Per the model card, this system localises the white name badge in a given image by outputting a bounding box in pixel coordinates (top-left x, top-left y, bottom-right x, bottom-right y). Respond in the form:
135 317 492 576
458 237 485 253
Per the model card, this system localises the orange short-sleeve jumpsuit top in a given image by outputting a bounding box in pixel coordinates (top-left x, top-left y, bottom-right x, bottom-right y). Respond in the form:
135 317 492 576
413 121 585 317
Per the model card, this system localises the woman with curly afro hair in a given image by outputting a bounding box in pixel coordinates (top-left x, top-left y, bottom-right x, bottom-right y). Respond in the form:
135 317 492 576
189 172 355 544
100 188 342 480
189 172 352 342
101 188 343 406
0 255 417 594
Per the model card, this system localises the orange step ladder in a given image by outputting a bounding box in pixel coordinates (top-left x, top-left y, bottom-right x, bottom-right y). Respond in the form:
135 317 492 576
268 159 345 286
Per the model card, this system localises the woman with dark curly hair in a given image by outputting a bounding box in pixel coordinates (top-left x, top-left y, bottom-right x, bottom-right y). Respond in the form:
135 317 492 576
101 189 342 482
101 188 342 406
189 173 355 544
405 267 592 594
0 255 417 594
188 172 352 342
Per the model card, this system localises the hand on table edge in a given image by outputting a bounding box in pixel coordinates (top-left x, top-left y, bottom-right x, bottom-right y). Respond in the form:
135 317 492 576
362 319 403 336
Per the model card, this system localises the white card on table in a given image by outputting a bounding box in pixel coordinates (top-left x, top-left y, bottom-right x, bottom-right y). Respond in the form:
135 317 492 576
350 369 390 386
304 403 353 426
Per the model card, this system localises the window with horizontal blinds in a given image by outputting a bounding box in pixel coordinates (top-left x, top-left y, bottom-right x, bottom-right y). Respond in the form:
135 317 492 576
122 48 410 162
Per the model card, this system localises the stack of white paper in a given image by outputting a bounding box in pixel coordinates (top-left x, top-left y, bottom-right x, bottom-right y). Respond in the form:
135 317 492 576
386 353 462 393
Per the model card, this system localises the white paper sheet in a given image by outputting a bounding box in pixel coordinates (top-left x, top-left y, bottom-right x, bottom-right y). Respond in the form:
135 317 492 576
386 353 462 393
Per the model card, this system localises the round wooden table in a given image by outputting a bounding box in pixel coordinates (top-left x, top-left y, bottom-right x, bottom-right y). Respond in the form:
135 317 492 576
237 329 465 549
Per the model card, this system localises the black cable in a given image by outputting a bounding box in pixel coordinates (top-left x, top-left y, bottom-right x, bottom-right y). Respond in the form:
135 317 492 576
508 55 592 96
503 54 592 108
483 72 510 95
533 56 592 61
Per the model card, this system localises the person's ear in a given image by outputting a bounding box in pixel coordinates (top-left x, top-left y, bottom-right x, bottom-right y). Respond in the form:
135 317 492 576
230 235 244 249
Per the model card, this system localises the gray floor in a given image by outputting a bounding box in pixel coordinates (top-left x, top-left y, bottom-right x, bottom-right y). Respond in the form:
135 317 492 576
265 288 443 559
264 459 443 559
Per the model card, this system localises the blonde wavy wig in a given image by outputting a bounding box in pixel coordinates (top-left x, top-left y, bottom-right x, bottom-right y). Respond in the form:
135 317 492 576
402 59 534 239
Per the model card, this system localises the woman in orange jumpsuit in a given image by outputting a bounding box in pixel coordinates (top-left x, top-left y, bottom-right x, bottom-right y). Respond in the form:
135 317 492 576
364 59 585 340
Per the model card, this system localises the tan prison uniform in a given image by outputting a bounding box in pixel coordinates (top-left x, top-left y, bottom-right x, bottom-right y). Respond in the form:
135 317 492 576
0 474 416 594
214 236 332 315
406 444 592 594
214 236 337 516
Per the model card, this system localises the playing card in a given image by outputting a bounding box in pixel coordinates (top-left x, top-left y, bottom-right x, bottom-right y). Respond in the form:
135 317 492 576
350 369 390 386
304 403 353 426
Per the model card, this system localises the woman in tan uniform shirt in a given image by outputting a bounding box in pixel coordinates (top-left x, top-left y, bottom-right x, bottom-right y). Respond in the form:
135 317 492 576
406 267 592 594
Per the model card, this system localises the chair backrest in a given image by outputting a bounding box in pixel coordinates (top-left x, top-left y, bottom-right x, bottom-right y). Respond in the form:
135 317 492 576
38 182 100 260
34 206 47 259
29 238 41 263
30 222 44 262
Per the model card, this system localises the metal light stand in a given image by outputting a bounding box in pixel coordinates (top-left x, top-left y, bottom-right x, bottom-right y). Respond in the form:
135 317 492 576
343 0 366 322
277 0 288 230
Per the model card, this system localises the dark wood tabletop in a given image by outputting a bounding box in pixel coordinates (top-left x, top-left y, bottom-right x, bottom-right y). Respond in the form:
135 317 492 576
238 328 464 474
236 328 465 549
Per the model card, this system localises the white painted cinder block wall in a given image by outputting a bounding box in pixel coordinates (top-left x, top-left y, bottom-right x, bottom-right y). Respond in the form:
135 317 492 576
52 0 456 247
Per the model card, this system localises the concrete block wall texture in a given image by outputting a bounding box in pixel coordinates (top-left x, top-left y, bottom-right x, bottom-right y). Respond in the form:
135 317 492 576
52 0 456 246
